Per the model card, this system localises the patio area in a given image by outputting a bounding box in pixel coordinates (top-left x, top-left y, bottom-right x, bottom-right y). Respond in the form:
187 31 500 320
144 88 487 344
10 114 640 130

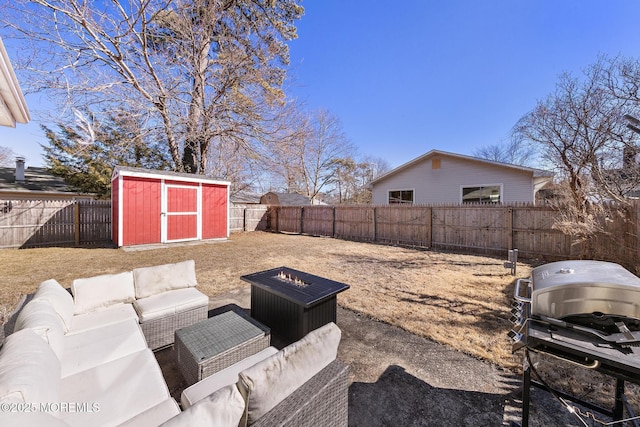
156 287 584 427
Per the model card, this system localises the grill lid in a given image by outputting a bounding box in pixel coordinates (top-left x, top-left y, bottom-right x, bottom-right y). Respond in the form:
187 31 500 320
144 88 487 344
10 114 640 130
530 260 640 322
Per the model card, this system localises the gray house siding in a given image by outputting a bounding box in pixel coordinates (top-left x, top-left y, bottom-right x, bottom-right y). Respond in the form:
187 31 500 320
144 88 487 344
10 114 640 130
372 155 535 205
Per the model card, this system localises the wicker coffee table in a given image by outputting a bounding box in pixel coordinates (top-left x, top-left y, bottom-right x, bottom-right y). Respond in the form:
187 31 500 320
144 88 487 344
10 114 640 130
175 310 270 386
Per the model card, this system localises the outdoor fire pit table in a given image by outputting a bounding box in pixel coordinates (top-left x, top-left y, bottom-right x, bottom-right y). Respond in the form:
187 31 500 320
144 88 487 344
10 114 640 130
175 310 270 386
241 266 350 344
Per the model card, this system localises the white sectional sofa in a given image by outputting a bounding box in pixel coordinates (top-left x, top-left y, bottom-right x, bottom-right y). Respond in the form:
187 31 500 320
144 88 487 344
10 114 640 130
0 262 349 427
71 259 209 349
0 276 182 426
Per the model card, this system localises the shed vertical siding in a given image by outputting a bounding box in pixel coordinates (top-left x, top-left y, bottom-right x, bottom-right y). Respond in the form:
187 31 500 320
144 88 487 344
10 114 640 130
123 177 161 245
167 215 197 241
202 184 228 238
112 167 230 246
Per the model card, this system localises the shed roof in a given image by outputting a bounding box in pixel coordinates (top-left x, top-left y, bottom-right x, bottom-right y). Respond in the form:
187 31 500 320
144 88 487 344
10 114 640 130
112 165 230 186
370 149 554 185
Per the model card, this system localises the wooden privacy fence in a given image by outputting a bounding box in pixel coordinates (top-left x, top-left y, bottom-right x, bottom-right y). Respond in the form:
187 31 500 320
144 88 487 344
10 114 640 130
0 200 112 249
268 203 640 271
229 204 268 232
0 201 268 249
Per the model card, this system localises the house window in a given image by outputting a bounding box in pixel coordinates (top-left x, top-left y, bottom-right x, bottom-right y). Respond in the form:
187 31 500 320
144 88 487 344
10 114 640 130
462 185 501 204
388 190 414 204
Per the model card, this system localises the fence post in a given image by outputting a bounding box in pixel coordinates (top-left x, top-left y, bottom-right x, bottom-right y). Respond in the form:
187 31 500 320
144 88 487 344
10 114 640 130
332 206 336 237
426 207 432 248
74 201 81 246
506 207 513 250
372 207 377 242
300 206 304 234
243 207 247 232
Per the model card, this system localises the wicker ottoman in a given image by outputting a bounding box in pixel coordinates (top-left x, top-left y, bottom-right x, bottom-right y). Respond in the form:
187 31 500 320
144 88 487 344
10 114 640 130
175 310 270 386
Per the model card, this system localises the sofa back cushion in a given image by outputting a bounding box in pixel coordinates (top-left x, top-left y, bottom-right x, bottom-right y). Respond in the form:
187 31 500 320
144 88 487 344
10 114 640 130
71 271 135 315
237 322 341 425
14 299 65 360
32 279 75 333
0 329 61 406
161 385 244 427
132 260 197 299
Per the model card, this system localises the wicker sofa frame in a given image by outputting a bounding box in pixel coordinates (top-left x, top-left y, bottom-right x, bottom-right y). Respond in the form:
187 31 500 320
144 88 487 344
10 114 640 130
141 305 208 350
253 359 349 427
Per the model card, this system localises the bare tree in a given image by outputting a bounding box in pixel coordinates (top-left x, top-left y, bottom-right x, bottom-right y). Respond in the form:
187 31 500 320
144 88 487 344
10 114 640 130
328 155 391 204
1 0 303 174
0 146 15 166
472 137 536 166
263 108 354 202
513 61 637 253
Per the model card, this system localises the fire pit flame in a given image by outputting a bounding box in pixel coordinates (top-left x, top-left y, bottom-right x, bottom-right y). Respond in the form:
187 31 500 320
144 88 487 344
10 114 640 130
276 270 310 288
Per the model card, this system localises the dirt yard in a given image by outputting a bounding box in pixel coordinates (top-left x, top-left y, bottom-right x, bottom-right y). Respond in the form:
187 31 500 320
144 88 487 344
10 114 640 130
1 231 636 409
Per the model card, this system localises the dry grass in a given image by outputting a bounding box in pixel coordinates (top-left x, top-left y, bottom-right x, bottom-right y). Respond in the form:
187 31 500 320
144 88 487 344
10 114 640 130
3 231 638 409
0 231 527 370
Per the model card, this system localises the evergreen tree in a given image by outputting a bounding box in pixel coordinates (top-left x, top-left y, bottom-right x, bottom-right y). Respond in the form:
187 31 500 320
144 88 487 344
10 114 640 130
43 111 171 198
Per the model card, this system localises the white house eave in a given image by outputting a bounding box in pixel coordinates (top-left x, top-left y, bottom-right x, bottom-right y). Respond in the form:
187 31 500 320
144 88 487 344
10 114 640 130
533 175 553 193
371 149 547 185
0 38 30 127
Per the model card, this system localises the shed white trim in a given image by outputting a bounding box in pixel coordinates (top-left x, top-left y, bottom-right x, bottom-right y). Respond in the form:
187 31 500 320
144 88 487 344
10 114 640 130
113 166 230 187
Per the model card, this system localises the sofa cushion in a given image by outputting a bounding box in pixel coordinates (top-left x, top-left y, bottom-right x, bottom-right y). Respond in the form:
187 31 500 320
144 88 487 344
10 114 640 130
32 279 75 333
133 288 208 323
14 299 65 360
119 398 180 427
181 346 279 409
161 385 244 427
0 411 70 427
237 322 341 425
71 271 135 315
61 318 148 378
0 329 61 406
67 303 138 335
60 348 171 427
132 260 197 299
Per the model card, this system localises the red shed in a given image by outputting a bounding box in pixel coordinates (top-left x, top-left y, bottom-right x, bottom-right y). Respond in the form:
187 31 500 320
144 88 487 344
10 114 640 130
111 166 230 247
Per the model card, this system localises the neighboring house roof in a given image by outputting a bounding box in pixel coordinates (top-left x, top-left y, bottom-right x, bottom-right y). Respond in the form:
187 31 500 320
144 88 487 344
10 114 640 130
371 149 553 185
230 190 262 204
0 38 30 127
261 192 311 206
0 165 75 194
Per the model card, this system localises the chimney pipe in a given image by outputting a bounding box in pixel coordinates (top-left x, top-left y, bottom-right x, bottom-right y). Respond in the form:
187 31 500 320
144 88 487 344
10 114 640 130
15 157 25 182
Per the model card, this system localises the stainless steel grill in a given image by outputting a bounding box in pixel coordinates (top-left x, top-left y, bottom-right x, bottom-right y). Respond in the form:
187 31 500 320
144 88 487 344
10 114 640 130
509 260 640 427
512 260 640 348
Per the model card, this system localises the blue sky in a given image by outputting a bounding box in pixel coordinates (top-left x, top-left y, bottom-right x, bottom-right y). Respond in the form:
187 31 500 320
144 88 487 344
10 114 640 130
3 1 640 169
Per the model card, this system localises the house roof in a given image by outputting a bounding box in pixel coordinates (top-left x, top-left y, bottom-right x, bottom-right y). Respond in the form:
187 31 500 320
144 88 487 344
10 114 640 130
0 166 75 193
370 149 554 185
0 38 30 127
263 192 311 205
230 190 262 204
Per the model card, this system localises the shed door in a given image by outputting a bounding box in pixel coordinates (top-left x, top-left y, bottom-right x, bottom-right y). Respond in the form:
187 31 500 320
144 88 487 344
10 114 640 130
162 184 201 242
